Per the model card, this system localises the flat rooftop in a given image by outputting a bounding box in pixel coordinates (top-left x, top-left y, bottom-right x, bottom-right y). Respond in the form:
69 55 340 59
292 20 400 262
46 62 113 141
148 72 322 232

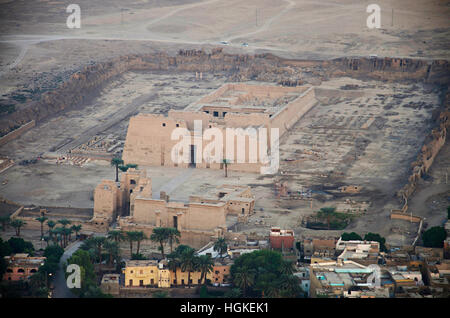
185 83 310 115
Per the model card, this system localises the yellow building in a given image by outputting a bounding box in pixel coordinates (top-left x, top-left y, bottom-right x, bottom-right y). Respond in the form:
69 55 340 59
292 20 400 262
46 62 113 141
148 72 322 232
171 268 212 286
124 259 231 287
123 260 159 287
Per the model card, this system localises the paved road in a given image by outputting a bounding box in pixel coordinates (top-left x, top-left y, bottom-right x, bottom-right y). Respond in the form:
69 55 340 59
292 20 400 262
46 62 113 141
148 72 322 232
52 241 83 298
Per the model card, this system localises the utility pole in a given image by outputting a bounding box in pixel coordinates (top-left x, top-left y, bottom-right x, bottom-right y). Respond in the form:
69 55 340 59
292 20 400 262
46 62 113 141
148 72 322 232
256 8 258 27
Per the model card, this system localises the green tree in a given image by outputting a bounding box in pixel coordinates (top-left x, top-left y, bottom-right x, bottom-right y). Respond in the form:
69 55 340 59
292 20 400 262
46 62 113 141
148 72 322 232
58 219 71 228
278 274 302 298
51 227 64 246
364 232 387 252
168 253 181 286
230 249 299 298
280 260 295 275
167 227 181 254
103 240 119 266
108 230 124 243
10 219 26 236
447 206 450 220
222 159 230 177
319 207 336 230
125 231 139 256
90 236 107 265
213 237 228 260
341 232 363 241
35 216 48 239
150 228 169 259
43 244 64 263
180 247 198 288
134 231 146 255
47 220 56 238
233 266 255 297
58 219 71 247
422 226 447 248
7 237 34 254
71 225 82 239
197 255 214 285
0 215 10 232
65 249 97 297
111 157 124 182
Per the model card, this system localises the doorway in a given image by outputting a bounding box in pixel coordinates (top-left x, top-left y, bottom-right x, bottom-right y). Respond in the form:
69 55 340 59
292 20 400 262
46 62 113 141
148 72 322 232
189 145 196 168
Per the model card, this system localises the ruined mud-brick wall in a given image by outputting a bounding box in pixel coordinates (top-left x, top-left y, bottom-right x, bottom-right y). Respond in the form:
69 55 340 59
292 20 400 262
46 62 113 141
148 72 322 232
0 120 34 145
324 58 450 84
0 54 155 136
1 49 449 137
397 89 450 201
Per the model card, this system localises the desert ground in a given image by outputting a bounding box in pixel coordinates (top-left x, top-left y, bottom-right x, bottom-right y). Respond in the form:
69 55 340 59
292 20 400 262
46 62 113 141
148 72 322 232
0 0 449 249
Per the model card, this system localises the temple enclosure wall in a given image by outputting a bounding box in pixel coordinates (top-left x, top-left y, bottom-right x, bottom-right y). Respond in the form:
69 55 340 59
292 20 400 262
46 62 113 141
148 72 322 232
397 89 450 201
0 120 35 146
1 49 449 138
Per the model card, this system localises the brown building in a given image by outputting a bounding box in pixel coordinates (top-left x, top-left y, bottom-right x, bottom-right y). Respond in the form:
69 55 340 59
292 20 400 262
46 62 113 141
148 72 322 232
93 169 255 248
3 253 46 281
269 227 295 251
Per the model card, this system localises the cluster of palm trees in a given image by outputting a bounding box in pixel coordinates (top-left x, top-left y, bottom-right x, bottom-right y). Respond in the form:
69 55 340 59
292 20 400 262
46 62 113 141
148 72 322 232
81 234 121 269
0 215 27 236
149 227 181 258
41 218 82 248
167 245 215 288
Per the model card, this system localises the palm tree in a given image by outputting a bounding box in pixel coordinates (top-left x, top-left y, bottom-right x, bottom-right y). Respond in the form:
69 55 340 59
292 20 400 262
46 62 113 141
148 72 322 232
278 274 301 297
319 207 335 230
265 282 281 298
71 224 82 239
111 157 124 182
233 266 255 297
10 219 26 236
35 216 48 239
167 228 181 254
52 227 64 247
125 231 138 256
197 255 214 285
222 159 230 177
180 248 198 288
47 220 56 237
43 235 50 247
280 260 295 276
150 228 169 259
63 227 73 246
91 236 107 265
0 215 10 232
108 230 124 243
58 219 71 228
213 237 228 260
135 231 147 255
103 240 119 266
168 254 181 286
